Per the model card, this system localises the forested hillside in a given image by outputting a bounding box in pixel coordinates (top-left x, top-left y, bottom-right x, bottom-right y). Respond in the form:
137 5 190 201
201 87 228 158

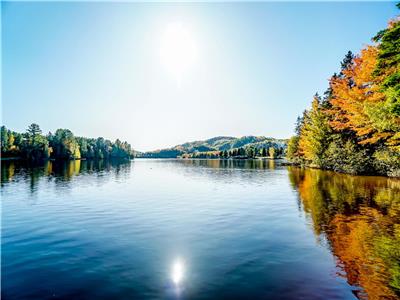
139 136 287 158
287 6 400 177
1 124 134 161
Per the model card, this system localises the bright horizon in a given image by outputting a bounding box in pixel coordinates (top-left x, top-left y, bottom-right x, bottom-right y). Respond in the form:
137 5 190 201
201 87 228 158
3 2 398 151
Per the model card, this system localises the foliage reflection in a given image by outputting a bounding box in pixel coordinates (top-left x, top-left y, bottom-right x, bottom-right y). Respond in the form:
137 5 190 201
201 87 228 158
178 158 277 169
288 167 400 299
1 159 132 192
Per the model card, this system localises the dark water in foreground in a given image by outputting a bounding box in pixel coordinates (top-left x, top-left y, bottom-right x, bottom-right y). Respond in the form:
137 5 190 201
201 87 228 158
2 159 400 300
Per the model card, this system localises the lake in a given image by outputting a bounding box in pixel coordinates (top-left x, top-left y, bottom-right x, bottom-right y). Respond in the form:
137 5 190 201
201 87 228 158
2 159 399 300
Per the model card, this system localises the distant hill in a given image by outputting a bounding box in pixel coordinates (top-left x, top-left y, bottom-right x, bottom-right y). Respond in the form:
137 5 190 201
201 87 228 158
138 136 287 158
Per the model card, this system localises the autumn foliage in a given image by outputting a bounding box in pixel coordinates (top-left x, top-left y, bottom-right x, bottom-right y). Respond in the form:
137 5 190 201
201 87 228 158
288 7 400 176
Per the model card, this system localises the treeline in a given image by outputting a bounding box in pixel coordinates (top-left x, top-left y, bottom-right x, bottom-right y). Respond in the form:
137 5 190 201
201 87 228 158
287 7 400 177
138 135 287 158
140 149 183 159
1 123 134 161
181 146 285 159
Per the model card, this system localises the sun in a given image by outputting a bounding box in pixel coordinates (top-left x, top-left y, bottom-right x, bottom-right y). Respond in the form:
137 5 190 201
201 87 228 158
159 22 197 84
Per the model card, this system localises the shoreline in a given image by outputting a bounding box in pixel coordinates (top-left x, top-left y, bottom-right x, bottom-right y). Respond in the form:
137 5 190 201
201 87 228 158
283 161 400 178
3 157 398 178
1 157 132 162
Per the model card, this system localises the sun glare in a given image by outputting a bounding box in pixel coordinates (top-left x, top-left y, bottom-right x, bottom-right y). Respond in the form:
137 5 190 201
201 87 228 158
160 22 197 85
171 258 185 285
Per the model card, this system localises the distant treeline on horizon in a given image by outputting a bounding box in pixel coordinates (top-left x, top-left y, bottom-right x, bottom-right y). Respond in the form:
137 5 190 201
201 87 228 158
138 136 287 159
181 146 285 159
1 124 134 161
287 4 400 177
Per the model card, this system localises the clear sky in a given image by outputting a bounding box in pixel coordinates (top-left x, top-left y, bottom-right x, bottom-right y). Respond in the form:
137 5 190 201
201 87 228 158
2 2 398 151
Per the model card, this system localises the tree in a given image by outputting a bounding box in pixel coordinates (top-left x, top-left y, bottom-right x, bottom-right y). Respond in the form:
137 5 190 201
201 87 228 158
23 123 50 161
26 123 42 138
268 147 276 158
288 4 400 175
77 137 89 158
110 139 131 159
1 126 9 153
262 147 267 157
373 14 400 118
298 94 332 167
51 129 80 159
295 115 304 136
8 133 15 150
340 51 355 73
329 44 400 148
287 136 300 162
1 124 133 162
246 147 255 158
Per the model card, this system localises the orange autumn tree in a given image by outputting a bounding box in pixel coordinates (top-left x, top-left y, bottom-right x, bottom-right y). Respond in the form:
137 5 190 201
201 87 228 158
287 4 399 176
329 45 394 145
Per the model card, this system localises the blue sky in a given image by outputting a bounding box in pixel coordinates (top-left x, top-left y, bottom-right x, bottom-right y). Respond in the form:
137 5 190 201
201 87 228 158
2 2 398 151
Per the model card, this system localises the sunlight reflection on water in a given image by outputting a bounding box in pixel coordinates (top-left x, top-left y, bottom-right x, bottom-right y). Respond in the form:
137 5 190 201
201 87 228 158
171 258 185 285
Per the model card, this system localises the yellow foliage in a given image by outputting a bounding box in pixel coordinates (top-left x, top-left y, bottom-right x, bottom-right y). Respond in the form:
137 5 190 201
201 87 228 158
329 44 400 147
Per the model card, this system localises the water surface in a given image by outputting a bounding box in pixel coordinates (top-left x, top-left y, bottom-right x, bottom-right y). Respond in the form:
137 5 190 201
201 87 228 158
2 159 399 299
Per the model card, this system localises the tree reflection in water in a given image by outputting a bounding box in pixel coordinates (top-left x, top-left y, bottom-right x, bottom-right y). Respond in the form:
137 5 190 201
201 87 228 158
288 167 400 300
1 159 132 194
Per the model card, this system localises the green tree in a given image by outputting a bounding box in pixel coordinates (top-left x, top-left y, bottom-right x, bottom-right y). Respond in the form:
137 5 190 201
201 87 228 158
373 11 400 118
1 126 9 153
298 94 332 167
24 123 50 160
287 136 300 162
26 123 42 138
77 137 89 158
51 129 80 159
246 147 255 158
261 147 267 157
1 124 133 162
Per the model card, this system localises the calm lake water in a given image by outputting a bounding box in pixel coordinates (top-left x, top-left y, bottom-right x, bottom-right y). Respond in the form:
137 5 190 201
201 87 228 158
2 159 400 300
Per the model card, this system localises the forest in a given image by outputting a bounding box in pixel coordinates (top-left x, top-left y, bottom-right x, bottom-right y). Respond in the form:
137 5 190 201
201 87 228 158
181 146 284 159
139 135 286 158
287 5 400 177
1 123 133 161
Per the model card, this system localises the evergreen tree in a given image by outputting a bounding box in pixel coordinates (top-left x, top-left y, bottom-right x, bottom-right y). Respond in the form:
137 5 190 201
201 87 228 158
262 147 267 157
1 126 9 153
23 123 50 161
340 51 355 72
26 123 42 138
